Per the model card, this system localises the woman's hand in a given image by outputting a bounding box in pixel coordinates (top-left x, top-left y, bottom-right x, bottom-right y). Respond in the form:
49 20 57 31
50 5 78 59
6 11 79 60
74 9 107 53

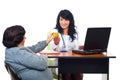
46 32 60 45
54 37 60 45
52 32 60 45
79 45 84 49
46 33 54 44
36 53 48 58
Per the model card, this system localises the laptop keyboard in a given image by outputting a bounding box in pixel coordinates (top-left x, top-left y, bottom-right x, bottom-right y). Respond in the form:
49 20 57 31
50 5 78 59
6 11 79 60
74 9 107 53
72 50 104 55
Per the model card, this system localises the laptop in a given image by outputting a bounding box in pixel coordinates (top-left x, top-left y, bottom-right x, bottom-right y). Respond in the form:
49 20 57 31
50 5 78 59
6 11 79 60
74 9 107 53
72 27 111 54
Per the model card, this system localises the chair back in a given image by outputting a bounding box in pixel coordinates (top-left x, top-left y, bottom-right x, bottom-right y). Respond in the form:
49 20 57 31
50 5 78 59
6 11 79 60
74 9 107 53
5 63 21 80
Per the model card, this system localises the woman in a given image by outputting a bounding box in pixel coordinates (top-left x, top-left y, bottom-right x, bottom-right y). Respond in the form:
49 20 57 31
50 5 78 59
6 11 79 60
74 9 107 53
50 9 83 80
2 25 54 80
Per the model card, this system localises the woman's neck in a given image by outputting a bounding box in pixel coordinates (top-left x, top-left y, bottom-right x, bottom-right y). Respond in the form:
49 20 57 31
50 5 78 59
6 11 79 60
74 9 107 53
63 28 68 35
17 41 24 47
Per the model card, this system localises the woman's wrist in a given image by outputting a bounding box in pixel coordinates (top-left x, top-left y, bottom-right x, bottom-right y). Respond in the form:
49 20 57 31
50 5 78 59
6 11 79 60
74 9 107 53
46 34 54 44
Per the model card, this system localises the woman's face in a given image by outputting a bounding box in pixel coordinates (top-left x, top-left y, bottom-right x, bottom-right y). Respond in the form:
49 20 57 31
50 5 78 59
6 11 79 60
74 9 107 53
22 36 26 46
59 16 70 29
18 36 26 47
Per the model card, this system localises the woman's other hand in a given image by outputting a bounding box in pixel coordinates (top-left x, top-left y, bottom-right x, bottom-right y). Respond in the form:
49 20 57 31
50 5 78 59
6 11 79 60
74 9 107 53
54 37 60 45
79 45 84 49
36 53 48 58
52 32 60 45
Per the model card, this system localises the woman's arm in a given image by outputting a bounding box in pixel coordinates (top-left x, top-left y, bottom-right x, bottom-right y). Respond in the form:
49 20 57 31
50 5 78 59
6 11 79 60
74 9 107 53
27 40 48 53
27 34 54 53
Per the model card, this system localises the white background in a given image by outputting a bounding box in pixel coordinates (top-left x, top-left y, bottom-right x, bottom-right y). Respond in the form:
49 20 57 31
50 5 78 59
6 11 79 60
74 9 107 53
0 0 119 80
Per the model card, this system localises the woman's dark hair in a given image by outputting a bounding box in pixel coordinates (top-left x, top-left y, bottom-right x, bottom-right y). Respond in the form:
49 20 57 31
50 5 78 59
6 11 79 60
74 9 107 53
55 9 77 41
2 25 26 48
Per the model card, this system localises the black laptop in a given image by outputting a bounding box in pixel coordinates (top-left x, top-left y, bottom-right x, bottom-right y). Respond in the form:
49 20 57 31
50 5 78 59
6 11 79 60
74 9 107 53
72 27 111 54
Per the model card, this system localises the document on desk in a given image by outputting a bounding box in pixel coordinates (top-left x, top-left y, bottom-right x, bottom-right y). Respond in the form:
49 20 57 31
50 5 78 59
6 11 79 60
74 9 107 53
40 50 60 55
39 50 73 57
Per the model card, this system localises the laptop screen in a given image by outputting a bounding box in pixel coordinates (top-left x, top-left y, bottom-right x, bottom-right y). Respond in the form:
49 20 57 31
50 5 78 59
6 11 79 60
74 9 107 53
84 27 111 52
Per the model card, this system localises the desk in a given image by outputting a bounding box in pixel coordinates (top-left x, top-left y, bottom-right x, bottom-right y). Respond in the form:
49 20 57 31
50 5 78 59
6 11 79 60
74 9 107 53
41 51 116 80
